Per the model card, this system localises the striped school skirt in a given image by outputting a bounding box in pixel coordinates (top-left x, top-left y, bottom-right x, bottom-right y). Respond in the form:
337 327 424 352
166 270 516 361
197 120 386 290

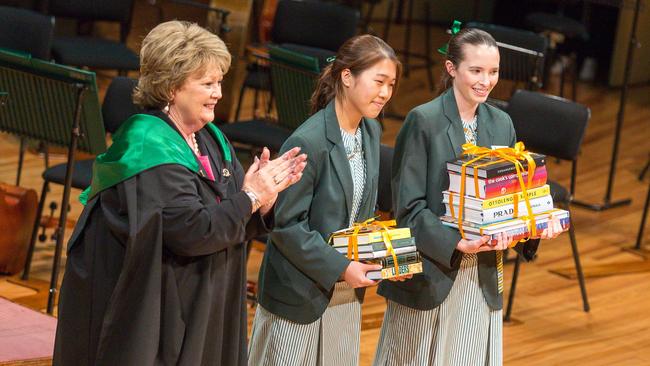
373 254 503 366
248 282 361 366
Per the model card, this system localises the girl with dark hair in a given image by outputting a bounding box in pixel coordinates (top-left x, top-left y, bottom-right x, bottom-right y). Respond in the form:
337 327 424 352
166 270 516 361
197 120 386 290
248 34 403 365
373 28 561 365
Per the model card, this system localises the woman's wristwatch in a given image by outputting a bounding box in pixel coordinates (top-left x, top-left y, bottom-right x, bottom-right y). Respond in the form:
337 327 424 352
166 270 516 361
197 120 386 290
243 188 262 213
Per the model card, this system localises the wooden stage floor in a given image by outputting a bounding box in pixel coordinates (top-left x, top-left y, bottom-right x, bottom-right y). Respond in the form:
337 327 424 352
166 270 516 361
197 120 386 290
1 1 649 364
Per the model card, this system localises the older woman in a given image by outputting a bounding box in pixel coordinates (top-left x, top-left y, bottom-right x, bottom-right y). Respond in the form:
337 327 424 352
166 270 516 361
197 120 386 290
53 21 306 366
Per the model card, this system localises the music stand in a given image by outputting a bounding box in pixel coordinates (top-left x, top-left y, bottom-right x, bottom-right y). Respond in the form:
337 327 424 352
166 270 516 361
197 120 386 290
571 0 643 211
0 49 105 314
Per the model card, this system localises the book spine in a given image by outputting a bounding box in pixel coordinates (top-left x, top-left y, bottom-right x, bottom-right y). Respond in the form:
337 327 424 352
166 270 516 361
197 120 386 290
439 209 570 232
485 166 547 185
481 184 550 209
447 154 545 178
484 155 546 178
445 195 554 224
481 196 554 223
380 262 423 279
484 217 571 245
445 184 550 210
483 173 547 198
449 167 547 199
332 228 411 246
380 252 420 267
334 237 415 251
481 175 546 199
337 246 418 259
370 237 416 251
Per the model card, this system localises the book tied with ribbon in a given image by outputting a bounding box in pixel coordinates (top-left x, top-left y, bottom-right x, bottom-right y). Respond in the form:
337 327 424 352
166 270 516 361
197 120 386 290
328 218 423 280
442 142 570 246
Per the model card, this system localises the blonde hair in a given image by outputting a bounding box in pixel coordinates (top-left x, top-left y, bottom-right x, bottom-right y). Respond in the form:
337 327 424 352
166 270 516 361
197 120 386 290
133 21 231 109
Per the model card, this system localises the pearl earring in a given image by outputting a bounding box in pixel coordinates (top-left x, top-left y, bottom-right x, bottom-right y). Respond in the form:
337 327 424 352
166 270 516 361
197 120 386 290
163 102 170 113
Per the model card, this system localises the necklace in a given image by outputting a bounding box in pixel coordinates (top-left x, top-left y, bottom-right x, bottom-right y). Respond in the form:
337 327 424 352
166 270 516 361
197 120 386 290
164 108 200 156
189 133 200 156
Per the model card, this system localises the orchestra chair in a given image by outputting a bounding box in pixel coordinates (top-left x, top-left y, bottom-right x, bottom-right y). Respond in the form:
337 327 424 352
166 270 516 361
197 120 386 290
234 0 359 121
504 89 591 320
46 0 139 75
0 5 55 186
220 46 320 154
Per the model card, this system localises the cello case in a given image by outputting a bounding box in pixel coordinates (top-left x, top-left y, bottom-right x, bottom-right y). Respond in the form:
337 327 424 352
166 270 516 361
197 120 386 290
0 183 38 275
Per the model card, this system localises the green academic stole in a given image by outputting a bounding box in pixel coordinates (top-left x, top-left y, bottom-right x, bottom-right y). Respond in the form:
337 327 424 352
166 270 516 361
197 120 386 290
80 114 231 205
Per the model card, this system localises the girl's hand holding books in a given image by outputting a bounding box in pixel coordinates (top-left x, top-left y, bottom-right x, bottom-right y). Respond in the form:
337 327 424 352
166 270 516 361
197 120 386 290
343 261 382 288
456 231 514 254
533 215 562 240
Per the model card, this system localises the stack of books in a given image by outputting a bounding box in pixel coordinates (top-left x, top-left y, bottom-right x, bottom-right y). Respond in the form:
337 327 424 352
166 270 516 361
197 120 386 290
441 151 570 243
329 223 423 280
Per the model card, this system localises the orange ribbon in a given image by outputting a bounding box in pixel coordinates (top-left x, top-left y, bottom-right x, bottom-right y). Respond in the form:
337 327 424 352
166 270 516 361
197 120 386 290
344 218 401 276
456 142 538 244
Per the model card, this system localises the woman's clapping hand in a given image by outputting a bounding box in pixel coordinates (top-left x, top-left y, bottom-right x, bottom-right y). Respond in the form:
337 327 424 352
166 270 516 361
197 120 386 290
242 147 307 215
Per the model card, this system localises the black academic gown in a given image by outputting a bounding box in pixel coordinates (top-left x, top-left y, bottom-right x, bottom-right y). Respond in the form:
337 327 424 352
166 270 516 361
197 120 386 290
53 111 271 366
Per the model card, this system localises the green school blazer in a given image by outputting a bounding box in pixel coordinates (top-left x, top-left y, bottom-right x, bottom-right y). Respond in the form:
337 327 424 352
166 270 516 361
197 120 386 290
257 100 382 324
378 88 538 311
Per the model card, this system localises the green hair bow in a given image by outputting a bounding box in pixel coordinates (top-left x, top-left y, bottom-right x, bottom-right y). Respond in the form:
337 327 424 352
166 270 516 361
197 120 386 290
437 20 462 56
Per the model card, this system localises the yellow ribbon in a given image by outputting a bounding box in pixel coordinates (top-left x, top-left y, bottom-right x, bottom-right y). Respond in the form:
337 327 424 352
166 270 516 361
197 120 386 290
345 217 401 276
457 142 538 245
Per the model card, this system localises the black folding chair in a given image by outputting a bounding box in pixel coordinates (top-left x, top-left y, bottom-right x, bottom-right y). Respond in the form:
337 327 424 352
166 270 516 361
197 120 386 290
220 46 320 154
0 6 56 186
234 0 359 121
47 0 139 75
0 6 53 60
504 89 591 320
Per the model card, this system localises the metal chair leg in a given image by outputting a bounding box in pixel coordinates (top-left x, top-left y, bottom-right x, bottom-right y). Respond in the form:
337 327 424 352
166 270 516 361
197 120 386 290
567 213 590 312
638 158 649 181
571 53 578 101
22 180 49 280
42 142 49 170
16 137 26 186
560 61 567 98
504 253 521 322
253 88 260 117
234 84 247 122
266 94 274 116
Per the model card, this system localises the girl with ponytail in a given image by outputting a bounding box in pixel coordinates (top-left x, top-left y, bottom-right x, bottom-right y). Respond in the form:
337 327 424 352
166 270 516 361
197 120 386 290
249 34 403 365
374 27 561 365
